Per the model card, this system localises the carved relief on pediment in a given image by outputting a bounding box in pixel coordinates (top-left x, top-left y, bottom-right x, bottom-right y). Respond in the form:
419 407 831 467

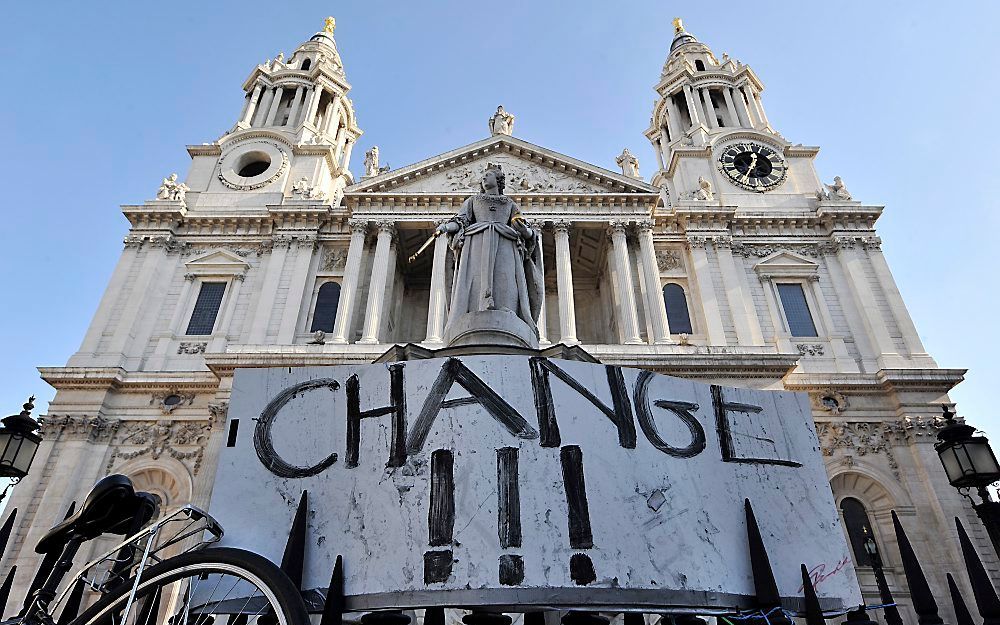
403 155 611 194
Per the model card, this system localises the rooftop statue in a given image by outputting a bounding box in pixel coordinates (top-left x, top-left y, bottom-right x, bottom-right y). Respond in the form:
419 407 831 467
436 164 543 348
364 146 380 178
488 105 515 136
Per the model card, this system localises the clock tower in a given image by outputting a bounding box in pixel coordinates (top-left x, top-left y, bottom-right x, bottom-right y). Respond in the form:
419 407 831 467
645 19 824 208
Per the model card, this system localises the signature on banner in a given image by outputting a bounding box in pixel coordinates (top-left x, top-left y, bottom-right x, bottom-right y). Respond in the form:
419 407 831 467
799 555 852 592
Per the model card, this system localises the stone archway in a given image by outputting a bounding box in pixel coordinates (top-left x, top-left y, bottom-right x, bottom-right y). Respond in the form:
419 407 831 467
116 456 193 512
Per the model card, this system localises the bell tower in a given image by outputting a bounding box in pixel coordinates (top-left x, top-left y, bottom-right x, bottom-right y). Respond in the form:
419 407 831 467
177 16 364 207
644 19 822 204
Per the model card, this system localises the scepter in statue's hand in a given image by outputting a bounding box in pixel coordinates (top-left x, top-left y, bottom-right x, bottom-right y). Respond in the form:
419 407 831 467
408 231 439 263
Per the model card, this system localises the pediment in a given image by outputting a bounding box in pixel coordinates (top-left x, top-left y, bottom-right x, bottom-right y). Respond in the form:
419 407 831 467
347 135 658 195
752 251 818 277
185 249 250 275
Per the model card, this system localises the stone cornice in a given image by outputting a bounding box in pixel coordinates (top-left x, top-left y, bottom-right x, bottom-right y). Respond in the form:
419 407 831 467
38 367 220 392
784 368 966 393
345 192 659 213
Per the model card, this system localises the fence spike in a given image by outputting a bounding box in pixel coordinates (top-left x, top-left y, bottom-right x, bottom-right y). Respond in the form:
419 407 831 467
319 554 344 625
800 564 825 625
280 490 308 590
0 508 16 557
891 510 943 625
0 565 16 618
956 516 1000 625
56 578 85 625
948 573 976 625
745 499 791 625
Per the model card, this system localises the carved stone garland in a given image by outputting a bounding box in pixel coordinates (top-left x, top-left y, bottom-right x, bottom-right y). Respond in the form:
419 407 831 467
105 419 215 476
815 416 947 482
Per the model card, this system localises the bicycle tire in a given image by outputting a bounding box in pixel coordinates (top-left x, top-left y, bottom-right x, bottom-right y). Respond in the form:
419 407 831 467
68 547 309 625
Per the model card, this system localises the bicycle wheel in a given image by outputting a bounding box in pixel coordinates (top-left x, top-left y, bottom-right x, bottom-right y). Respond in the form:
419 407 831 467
70 547 309 625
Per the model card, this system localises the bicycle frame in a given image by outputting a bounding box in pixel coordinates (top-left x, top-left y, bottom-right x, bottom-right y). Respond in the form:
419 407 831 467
21 505 223 625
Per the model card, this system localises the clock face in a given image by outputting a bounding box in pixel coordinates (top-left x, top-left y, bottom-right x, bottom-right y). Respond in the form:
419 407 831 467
717 142 787 192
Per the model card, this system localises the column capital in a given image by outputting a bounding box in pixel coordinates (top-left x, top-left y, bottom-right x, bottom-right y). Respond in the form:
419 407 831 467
348 218 369 234
552 219 572 235
635 219 655 233
184 273 197 281
607 220 629 236
685 235 711 249
375 220 396 236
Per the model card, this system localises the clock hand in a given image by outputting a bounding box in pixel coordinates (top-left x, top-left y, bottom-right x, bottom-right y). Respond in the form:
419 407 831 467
747 154 758 176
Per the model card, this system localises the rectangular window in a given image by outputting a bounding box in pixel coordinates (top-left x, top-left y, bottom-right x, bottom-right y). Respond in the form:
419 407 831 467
185 282 226 335
776 283 818 337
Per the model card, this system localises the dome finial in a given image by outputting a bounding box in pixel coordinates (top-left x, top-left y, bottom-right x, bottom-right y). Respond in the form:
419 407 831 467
672 17 684 34
324 16 336 34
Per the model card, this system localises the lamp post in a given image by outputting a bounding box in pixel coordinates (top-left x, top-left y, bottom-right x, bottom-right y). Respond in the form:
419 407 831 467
0 396 43 504
935 405 1000 557
862 528 903 625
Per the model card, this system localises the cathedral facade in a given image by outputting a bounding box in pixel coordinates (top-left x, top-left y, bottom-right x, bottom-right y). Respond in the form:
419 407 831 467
0 18 987 622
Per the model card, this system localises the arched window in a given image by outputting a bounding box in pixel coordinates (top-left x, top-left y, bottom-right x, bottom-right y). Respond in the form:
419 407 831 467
301 58 312 71
694 60 706 71
310 282 341 333
663 284 693 334
840 497 875 566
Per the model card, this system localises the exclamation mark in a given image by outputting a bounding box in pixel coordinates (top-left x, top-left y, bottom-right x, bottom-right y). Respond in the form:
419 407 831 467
497 447 524 585
424 449 455 583
560 445 596 585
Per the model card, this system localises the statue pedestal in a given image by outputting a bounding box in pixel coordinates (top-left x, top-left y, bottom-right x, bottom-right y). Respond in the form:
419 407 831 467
443 310 539 350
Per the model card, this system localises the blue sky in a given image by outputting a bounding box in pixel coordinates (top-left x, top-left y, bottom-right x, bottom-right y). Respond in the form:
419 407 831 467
0 2 997 440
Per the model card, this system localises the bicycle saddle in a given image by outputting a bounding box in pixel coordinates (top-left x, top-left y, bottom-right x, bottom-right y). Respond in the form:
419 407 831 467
35 474 160 554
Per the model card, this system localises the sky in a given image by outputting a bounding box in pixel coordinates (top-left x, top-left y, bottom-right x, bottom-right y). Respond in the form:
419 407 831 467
0 1 998 443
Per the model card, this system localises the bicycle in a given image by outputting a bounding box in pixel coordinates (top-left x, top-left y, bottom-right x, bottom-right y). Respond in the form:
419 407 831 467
5 474 309 625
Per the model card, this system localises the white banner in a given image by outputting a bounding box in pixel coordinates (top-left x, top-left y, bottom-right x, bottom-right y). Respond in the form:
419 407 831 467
210 356 860 612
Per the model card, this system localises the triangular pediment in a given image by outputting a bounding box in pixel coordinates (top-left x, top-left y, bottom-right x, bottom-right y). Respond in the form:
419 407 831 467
347 135 658 195
184 249 250 274
752 251 818 276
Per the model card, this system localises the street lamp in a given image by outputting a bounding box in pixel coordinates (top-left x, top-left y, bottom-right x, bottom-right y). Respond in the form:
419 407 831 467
862 528 902 625
935 405 1000 556
0 396 42 504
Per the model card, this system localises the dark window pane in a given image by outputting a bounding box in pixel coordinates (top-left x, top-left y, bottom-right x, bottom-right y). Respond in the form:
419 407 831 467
663 284 693 334
310 281 341 333
777 283 818 337
185 282 226 335
840 497 874 566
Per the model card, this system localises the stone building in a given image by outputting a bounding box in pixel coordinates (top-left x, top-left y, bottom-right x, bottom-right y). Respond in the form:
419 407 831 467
0 17 988 622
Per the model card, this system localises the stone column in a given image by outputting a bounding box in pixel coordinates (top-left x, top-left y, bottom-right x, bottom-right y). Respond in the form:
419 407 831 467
264 86 285 126
666 96 683 137
331 219 368 344
700 88 717 129
530 222 550 345
834 236 900 367
819 244 878 364
654 136 666 171
253 86 275 127
424 225 450 344
303 86 322 127
341 138 356 171
248 240 289 343
864 238 932 362
608 221 643 345
321 99 337 135
358 221 395 344
552 220 578 344
74 239 142 357
740 84 762 129
715 238 764 345
686 237 727 345
636 221 671 343
683 84 702 127
106 238 171 357
210 273 246 352
277 238 316 343
238 84 264 127
752 88 771 129
731 87 752 127
286 85 305 127
721 88 740 128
